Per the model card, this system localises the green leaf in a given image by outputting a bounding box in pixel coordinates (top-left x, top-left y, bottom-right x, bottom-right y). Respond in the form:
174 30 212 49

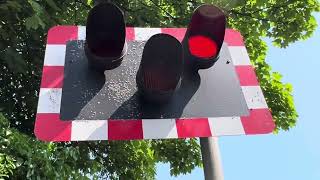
3 48 27 74
28 0 42 14
25 15 45 30
45 0 60 11
6 1 22 11
25 15 39 30
87 0 93 6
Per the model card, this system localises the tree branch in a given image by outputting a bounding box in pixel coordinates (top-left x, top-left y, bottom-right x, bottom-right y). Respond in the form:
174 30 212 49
148 0 178 21
250 0 296 15
229 9 270 22
87 143 106 166
76 0 91 9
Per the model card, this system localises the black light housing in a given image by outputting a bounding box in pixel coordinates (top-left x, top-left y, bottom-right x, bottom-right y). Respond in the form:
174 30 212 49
136 34 183 104
182 4 226 70
85 2 127 71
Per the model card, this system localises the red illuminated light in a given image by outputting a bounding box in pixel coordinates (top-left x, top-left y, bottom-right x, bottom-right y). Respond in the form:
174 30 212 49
188 35 218 59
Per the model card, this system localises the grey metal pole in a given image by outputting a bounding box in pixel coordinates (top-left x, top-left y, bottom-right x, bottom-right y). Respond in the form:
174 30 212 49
200 137 224 180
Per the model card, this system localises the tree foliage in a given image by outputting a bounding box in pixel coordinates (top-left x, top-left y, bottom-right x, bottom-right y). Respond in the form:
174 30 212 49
0 0 319 179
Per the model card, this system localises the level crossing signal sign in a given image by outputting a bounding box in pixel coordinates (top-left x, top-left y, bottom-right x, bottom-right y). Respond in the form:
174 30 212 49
34 3 274 142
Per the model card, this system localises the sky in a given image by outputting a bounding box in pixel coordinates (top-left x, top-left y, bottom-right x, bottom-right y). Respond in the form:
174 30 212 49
156 13 320 180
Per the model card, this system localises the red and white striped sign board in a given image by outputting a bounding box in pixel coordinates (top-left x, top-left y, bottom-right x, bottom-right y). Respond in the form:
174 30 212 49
34 26 275 142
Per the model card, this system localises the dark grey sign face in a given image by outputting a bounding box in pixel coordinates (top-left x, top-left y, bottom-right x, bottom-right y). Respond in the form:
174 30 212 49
60 40 248 120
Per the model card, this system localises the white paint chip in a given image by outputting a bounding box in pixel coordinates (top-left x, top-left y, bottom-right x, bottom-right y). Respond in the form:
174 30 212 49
229 46 251 66
142 119 177 139
43 45 66 66
71 120 108 141
78 26 86 40
242 86 268 109
208 117 245 136
37 88 62 113
134 28 161 41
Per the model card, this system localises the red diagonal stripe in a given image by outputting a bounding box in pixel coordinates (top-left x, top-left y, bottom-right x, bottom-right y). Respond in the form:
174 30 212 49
161 28 187 42
176 118 211 138
108 120 143 140
126 27 135 41
235 65 259 86
47 26 78 44
241 109 275 134
34 113 71 141
41 66 64 88
224 29 245 46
